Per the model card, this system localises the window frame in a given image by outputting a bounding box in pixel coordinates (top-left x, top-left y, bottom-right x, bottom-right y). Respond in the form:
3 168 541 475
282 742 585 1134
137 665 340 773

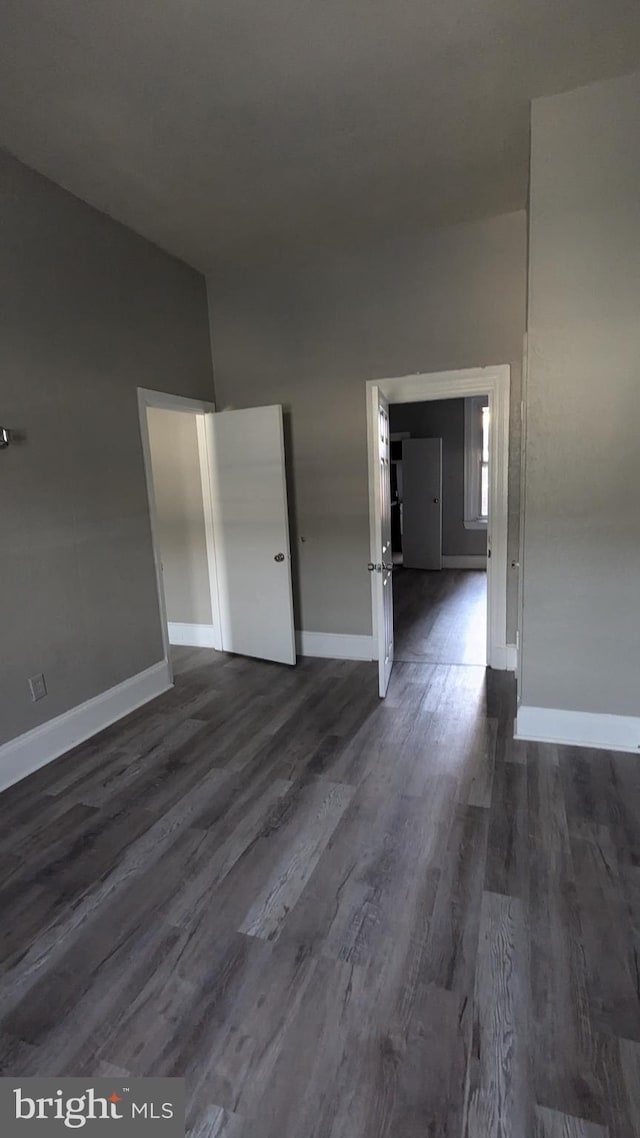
464 395 489 529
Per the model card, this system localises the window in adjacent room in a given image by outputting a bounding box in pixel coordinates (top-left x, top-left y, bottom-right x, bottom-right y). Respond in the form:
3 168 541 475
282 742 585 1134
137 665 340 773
464 395 489 528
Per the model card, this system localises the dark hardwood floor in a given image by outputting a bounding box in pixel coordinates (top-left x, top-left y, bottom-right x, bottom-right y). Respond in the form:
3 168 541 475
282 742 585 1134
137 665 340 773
1 647 640 1136
393 567 487 666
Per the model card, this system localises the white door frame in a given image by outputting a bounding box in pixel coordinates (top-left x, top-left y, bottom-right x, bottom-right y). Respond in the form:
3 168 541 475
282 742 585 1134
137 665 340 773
137 388 221 683
366 364 511 670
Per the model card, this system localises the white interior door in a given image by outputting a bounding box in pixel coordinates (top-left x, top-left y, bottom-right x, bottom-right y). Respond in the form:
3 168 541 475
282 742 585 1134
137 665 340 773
371 394 394 697
207 405 296 665
402 438 443 570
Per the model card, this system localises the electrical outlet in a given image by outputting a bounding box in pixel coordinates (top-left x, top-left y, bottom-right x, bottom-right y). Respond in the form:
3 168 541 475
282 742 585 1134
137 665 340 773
28 673 47 702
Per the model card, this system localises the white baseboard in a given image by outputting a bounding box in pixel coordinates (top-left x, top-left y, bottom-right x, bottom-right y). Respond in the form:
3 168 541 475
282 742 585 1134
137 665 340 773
296 631 377 661
168 622 219 648
515 705 640 754
442 555 487 570
488 644 518 672
0 660 172 794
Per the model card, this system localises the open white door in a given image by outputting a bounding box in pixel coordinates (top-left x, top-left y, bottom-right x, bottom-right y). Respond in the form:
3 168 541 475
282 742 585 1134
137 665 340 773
206 405 296 665
369 392 394 697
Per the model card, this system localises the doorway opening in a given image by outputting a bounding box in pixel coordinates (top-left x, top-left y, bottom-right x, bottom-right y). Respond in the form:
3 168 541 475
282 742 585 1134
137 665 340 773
366 366 511 696
138 389 221 683
138 389 297 676
390 396 488 667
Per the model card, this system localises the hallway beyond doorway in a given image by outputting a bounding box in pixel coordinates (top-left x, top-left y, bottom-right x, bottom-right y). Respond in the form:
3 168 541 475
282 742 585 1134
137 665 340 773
393 567 487 666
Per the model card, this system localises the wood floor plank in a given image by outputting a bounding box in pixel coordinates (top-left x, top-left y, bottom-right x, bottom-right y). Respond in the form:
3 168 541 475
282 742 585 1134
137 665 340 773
167 776 293 927
1 829 213 1055
418 803 489 993
590 1032 638 1138
312 970 471 1138
484 757 528 899
618 1037 640 1136
97 930 270 1080
464 891 529 1138
463 717 498 809
534 1104 608 1137
569 822 640 1041
203 950 466 1138
363 980 471 1138
276 769 451 971
605 753 640 869
223 953 355 1134
95 1061 131 1079
188 1105 245 1138
559 748 611 834
166 776 356 946
0 800 98 877
238 779 354 940
0 766 231 1019
0 1031 41 1077
527 751 603 1124
183 939 319 1122
68 717 211 808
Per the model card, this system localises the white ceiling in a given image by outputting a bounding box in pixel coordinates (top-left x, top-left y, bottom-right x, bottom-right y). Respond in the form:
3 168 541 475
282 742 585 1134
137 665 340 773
1 0 639 270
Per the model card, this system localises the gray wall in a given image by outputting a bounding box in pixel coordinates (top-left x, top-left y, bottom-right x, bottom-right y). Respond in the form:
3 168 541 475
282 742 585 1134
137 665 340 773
520 71 640 716
389 398 488 559
208 209 526 639
147 408 213 626
0 149 214 747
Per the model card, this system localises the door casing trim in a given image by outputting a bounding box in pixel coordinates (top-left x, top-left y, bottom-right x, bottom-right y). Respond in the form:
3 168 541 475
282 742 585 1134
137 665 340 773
366 365 511 671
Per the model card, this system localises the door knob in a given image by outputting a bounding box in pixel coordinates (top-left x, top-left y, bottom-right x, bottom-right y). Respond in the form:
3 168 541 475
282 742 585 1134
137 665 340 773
274 553 285 562
433 497 439 504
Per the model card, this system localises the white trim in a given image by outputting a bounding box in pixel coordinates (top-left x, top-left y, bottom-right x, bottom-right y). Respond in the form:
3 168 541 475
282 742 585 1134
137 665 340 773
196 415 223 651
168 622 218 648
138 390 174 674
442 555 487 570
296 631 377 661
0 661 172 794
367 365 511 672
366 383 380 649
137 388 216 416
464 395 489 529
515 705 640 754
490 643 518 672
